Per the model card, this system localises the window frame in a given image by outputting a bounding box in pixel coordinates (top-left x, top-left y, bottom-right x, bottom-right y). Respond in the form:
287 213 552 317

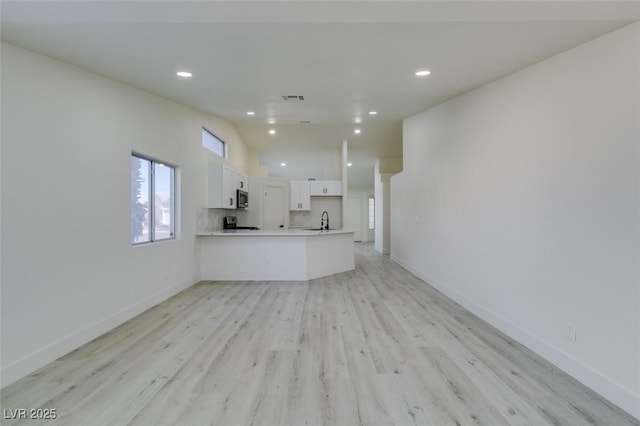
131 152 177 245
368 196 375 230
202 127 227 159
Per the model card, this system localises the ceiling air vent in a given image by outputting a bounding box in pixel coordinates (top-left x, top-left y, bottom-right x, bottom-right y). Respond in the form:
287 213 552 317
282 95 305 101
299 120 311 124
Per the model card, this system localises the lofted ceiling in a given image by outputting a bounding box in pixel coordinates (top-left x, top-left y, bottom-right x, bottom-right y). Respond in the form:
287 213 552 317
2 1 638 188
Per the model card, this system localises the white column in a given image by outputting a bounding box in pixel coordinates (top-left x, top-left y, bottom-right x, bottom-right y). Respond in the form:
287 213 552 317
342 139 348 229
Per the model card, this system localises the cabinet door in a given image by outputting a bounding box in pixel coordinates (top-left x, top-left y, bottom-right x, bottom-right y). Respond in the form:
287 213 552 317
309 181 324 196
290 182 300 210
207 164 224 208
237 173 247 190
326 180 343 196
309 180 342 196
290 181 310 211
208 164 243 208
299 181 310 210
222 166 236 209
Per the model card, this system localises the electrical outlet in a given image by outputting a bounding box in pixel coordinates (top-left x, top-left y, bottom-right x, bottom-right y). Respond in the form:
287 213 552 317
566 322 577 342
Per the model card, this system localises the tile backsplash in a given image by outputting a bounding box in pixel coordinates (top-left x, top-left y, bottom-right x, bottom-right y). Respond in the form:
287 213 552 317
196 207 250 233
195 206 210 233
289 211 311 228
289 197 343 229
195 207 227 233
310 197 342 229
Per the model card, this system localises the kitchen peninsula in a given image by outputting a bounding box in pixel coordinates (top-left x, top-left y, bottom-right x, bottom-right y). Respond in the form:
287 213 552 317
198 229 355 281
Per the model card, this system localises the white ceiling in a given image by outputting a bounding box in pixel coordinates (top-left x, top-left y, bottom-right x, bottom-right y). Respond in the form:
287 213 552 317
2 1 638 188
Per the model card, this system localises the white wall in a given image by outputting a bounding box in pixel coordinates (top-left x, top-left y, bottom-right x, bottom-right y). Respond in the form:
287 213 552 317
263 148 342 181
247 148 269 177
374 158 402 254
391 23 640 418
202 116 249 174
0 43 250 387
374 175 389 253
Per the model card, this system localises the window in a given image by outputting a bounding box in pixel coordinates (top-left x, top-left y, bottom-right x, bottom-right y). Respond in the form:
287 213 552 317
131 153 175 244
202 127 226 158
368 196 375 230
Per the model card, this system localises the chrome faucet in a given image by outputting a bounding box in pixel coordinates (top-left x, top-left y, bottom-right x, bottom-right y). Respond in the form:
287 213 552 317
320 211 329 231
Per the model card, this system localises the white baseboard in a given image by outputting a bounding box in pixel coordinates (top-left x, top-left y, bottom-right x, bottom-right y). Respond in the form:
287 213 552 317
1 278 197 389
390 254 640 421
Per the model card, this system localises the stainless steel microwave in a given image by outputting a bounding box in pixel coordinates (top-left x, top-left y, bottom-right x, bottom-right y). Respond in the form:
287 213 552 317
237 189 248 209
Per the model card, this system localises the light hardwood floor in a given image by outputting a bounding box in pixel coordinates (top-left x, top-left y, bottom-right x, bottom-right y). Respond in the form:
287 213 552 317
2 243 638 425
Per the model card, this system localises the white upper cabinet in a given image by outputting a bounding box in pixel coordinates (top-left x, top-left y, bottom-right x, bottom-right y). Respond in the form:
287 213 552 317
309 180 342 196
236 172 247 191
208 164 246 209
290 180 311 211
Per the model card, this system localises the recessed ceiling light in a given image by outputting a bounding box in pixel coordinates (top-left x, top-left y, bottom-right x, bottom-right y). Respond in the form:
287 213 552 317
354 129 361 134
347 162 353 167
246 111 255 116
415 70 431 77
369 111 377 115
281 162 286 167
269 129 276 135
354 117 362 124
268 119 275 124
176 71 192 77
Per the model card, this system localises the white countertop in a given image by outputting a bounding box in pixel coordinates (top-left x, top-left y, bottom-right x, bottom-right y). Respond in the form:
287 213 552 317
197 229 354 237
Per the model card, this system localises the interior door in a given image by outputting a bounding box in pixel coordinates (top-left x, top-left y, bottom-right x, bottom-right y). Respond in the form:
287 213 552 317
263 185 285 230
346 196 363 241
